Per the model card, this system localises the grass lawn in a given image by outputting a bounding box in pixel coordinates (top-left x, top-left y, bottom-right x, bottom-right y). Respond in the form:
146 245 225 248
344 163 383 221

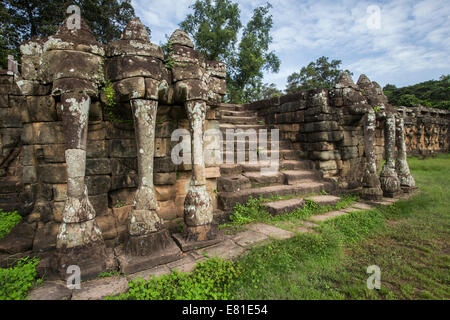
231 154 450 299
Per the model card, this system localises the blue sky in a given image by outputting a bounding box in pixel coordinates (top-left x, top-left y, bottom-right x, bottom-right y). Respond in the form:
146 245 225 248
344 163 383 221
131 0 450 90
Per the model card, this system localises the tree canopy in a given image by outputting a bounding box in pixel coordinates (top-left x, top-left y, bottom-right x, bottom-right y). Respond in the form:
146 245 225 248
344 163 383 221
286 56 352 93
383 75 450 110
179 0 280 103
1 0 137 69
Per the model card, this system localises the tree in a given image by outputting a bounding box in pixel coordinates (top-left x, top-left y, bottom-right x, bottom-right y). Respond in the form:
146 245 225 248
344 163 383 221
228 3 280 103
286 56 352 93
383 75 450 110
260 83 283 100
179 1 280 103
179 0 241 62
1 0 136 67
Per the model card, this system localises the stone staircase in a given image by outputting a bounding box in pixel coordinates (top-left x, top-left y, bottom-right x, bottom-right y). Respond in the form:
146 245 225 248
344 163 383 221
216 103 336 215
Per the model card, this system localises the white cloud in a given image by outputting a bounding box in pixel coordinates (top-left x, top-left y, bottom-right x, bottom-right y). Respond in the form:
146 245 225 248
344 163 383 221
132 0 450 89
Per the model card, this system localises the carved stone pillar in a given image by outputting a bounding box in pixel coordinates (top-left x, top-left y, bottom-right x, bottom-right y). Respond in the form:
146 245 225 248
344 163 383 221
169 30 222 251
395 116 416 192
361 110 383 200
125 99 172 256
380 114 401 197
57 92 103 248
184 100 213 227
110 18 181 274
37 18 110 280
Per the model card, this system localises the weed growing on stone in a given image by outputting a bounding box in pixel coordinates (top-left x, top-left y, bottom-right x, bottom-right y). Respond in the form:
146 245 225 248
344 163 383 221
106 258 242 300
0 257 41 300
0 209 21 240
231 154 450 299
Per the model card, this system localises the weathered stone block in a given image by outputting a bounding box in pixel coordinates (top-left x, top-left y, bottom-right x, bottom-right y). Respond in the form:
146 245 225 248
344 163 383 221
107 56 163 81
25 96 57 122
33 222 59 252
174 80 209 102
109 139 137 158
155 185 176 201
111 173 139 190
111 158 138 175
113 77 146 101
97 215 117 240
154 173 176 185
106 40 164 59
0 107 22 128
157 200 178 220
38 164 67 184
209 77 226 95
87 123 107 141
155 138 169 158
113 205 132 225
109 188 136 207
158 120 180 140
22 122 64 145
172 65 204 82
87 140 109 159
86 159 112 176
41 50 103 83
34 144 66 163
154 157 177 173
86 175 111 196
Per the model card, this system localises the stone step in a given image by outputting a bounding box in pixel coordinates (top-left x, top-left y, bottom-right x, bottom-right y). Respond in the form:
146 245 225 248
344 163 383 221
305 195 341 206
235 160 311 173
220 164 243 175
218 180 335 211
280 160 313 170
221 116 263 125
282 170 322 185
221 150 298 162
220 110 257 117
222 139 292 150
219 124 267 133
263 198 305 215
218 104 247 112
243 171 285 186
218 175 251 193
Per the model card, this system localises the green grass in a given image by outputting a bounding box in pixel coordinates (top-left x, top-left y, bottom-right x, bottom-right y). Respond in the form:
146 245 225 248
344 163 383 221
0 257 42 300
219 193 359 234
230 154 450 299
0 209 21 240
102 154 448 300
106 258 242 300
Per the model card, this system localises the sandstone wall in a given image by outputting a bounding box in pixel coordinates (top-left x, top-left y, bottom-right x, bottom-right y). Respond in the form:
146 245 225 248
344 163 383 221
0 26 225 256
247 85 449 191
399 106 449 155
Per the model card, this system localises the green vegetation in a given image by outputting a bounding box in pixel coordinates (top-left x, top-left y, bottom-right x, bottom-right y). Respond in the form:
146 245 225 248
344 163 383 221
0 257 41 300
106 258 242 300
221 194 358 232
161 39 175 70
101 80 133 124
231 154 450 299
180 0 280 103
1 0 138 68
98 271 123 278
286 56 353 94
103 155 448 300
383 75 450 110
0 209 21 240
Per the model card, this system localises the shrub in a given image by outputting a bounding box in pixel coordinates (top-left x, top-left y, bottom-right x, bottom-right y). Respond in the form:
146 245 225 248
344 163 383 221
0 257 41 300
107 258 242 300
0 209 21 240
